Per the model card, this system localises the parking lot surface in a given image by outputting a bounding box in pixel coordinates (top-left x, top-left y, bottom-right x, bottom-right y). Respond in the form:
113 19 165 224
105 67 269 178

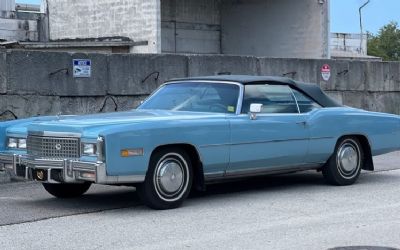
0 152 399 250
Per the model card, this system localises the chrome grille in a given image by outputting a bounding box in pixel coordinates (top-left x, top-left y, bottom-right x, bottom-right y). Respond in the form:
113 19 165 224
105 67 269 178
27 135 80 159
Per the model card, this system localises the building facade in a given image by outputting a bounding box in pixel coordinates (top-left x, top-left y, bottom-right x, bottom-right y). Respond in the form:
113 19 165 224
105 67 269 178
46 0 330 58
1 0 330 59
330 32 381 61
0 0 43 42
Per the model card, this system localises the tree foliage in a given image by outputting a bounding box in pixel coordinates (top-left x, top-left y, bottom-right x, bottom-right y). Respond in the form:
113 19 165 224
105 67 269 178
367 22 400 61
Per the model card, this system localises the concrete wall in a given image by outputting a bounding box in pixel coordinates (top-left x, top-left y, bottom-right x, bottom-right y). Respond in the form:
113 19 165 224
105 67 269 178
330 33 373 59
331 33 367 55
161 0 221 54
0 50 399 121
0 0 40 42
0 18 38 41
0 0 15 11
221 0 329 59
47 0 160 53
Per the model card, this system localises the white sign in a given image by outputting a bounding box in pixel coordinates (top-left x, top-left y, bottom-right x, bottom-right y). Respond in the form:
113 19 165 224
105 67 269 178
73 59 91 78
321 64 331 81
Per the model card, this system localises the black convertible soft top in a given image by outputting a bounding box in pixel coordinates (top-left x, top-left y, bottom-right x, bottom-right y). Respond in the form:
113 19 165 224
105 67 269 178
168 75 342 108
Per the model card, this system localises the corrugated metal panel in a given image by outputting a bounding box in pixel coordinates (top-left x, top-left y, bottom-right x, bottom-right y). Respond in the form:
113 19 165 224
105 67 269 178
0 0 15 11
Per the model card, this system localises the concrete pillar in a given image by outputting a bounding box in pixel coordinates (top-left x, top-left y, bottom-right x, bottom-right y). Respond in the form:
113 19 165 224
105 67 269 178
221 0 330 59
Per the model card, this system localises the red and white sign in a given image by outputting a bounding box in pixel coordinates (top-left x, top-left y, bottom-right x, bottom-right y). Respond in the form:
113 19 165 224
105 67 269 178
321 64 331 81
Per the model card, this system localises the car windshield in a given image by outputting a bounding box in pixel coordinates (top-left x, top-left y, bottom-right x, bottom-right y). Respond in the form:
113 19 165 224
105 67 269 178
138 82 240 114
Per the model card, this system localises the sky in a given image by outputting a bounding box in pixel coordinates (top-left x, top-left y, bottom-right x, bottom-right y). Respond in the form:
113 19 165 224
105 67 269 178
331 0 400 34
16 0 400 35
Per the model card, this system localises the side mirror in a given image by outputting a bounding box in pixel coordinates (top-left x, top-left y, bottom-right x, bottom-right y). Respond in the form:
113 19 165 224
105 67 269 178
249 103 263 120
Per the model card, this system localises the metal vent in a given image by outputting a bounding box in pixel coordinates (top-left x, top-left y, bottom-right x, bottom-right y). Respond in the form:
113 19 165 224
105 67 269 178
27 135 80 159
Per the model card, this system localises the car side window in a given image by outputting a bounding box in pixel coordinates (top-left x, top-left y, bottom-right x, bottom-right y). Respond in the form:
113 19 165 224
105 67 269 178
291 89 322 113
241 84 299 114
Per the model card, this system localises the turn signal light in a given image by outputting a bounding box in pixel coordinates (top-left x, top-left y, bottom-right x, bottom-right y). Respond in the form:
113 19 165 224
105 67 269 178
121 148 144 157
80 172 96 180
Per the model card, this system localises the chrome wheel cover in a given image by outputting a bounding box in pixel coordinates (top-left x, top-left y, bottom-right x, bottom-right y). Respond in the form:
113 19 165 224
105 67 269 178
336 139 361 179
153 153 189 202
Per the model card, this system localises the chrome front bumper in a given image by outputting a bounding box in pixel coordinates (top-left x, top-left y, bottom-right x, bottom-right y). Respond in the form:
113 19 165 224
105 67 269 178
0 153 145 184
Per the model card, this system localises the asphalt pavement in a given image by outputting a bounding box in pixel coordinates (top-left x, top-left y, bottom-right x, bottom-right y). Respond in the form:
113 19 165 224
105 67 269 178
0 152 399 250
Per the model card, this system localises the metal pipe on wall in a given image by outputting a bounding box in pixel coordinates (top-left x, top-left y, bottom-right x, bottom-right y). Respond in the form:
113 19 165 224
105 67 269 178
359 0 370 54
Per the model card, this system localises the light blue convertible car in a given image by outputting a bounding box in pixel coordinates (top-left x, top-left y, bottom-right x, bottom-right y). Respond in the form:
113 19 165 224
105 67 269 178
1 75 399 209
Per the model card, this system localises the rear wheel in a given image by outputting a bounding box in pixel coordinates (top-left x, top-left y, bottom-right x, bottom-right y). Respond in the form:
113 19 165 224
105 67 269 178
137 147 193 210
322 137 364 186
42 182 91 198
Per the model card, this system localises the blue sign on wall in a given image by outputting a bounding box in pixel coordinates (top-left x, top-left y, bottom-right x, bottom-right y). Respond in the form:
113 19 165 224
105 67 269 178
73 59 91 78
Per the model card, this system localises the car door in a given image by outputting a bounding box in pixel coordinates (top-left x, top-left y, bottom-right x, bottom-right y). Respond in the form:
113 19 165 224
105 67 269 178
227 84 310 175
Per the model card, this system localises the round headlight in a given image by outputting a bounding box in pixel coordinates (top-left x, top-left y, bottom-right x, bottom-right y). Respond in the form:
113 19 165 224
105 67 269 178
7 138 18 148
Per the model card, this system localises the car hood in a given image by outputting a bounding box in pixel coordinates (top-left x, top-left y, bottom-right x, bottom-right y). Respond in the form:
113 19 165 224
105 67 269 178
27 110 226 138
3 116 59 136
0 116 59 150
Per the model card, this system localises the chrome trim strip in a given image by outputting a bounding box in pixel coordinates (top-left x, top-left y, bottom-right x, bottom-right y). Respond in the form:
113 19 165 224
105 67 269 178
199 136 334 148
201 138 306 148
205 163 324 182
5 133 26 138
96 136 105 163
0 153 14 164
225 163 323 176
289 87 301 114
164 80 243 86
228 138 308 146
81 138 98 143
204 171 225 179
21 158 64 168
138 80 245 116
29 131 82 138
310 136 335 140
237 113 304 117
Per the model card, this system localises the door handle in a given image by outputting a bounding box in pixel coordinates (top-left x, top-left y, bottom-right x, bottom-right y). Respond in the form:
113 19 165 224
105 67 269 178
296 121 307 126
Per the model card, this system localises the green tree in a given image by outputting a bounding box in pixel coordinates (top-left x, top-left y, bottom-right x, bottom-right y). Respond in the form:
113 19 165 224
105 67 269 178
367 22 400 61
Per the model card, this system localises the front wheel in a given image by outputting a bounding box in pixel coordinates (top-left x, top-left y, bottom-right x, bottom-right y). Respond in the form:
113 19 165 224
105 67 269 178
137 148 193 210
322 137 364 186
42 182 91 198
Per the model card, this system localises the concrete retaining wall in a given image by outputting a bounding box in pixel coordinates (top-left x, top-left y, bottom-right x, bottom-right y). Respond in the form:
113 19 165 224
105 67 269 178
0 50 399 121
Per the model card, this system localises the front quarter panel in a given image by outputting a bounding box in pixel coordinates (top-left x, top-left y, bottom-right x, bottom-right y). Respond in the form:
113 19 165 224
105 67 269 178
0 118 36 151
101 116 230 177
